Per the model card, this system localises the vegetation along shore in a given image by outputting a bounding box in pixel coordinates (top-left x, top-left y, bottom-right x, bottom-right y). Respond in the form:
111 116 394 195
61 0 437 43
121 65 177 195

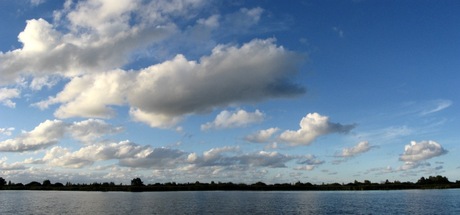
1 175 459 192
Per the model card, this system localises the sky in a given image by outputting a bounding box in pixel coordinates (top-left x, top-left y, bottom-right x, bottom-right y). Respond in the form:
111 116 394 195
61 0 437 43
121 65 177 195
0 0 459 185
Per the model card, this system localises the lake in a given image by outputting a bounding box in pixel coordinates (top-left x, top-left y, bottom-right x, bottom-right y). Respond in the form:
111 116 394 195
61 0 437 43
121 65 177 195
1 189 459 214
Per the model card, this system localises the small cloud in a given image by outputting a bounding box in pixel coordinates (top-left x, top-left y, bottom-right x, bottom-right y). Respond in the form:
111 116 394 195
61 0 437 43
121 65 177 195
294 165 315 171
336 141 376 158
201 109 264 130
0 127 15 136
332 27 344 38
278 112 355 146
0 88 20 108
245 127 279 143
30 0 45 6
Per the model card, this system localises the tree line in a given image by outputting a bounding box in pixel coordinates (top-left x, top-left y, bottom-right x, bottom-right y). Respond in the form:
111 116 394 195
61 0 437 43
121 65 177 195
0 175 459 192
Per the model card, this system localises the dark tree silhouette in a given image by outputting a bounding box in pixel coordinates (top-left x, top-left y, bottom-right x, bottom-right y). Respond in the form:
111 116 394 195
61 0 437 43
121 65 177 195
131 178 144 186
43 180 51 186
0 177 6 186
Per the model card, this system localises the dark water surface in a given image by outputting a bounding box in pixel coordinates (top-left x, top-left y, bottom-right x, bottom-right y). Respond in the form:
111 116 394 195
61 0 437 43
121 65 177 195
1 189 459 214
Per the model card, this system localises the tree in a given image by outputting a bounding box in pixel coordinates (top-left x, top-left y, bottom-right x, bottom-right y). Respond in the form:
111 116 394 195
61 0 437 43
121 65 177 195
43 180 51 186
0 177 6 186
131 178 144 186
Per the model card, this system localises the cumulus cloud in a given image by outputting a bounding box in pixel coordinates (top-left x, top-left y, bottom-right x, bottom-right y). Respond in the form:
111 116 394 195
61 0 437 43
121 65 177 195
201 109 264 130
68 119 123 143
127 39 303 127
0 0 194 85
245 127 279 143
0 157 26 170
0 88 20 108
0 120 66 152
187 146 295 169
279 113 355 146
118 147 186 168
294 154 324 171
38 141 186 169
336 141 375 158
36 39 304 128
0 119 122 152
397 140 447 172
33 70 132 118
399 140 447 162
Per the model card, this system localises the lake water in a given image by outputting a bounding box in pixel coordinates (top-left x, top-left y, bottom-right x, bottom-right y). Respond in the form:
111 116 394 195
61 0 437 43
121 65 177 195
1 189 459 214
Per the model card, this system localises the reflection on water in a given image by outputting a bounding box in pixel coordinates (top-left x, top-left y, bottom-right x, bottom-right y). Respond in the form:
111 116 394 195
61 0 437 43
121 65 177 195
0 189 459 214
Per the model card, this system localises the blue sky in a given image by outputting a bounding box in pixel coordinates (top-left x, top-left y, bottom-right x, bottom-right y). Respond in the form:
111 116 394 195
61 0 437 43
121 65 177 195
0 0 459 184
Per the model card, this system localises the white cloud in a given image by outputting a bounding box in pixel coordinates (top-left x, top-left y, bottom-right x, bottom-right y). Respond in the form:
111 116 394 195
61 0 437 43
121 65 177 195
337 141 374 158
129 108 184 129
197 14 220 28
223 7 264 31
245 127 279 143
0 119 123 152
127 39 303 127
29 76 60 91
0 88 20 108
399 140 447 162
201 109 264 130
296 154 324 165
34 70 132 118
30 0 45 6
0 157 26 170
38 141 185 169
36 39 304 128
68 119 123 143
294 154 324 171
294 165 315 171
0 127 15 136
0 120 66 152
279 113 355 146
187 146 295 169
0 1 180 85
397 140 447 172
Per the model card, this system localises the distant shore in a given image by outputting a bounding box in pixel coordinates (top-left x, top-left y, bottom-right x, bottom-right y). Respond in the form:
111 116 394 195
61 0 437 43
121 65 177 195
1 175 459 192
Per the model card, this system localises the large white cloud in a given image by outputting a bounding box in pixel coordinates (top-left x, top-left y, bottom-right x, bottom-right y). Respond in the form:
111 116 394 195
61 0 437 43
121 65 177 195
0 119 122 152
36 39 304 128
279 113 355 146
127 39 303 126
399 140 447 162
0 0 205 86
201 109 264 130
